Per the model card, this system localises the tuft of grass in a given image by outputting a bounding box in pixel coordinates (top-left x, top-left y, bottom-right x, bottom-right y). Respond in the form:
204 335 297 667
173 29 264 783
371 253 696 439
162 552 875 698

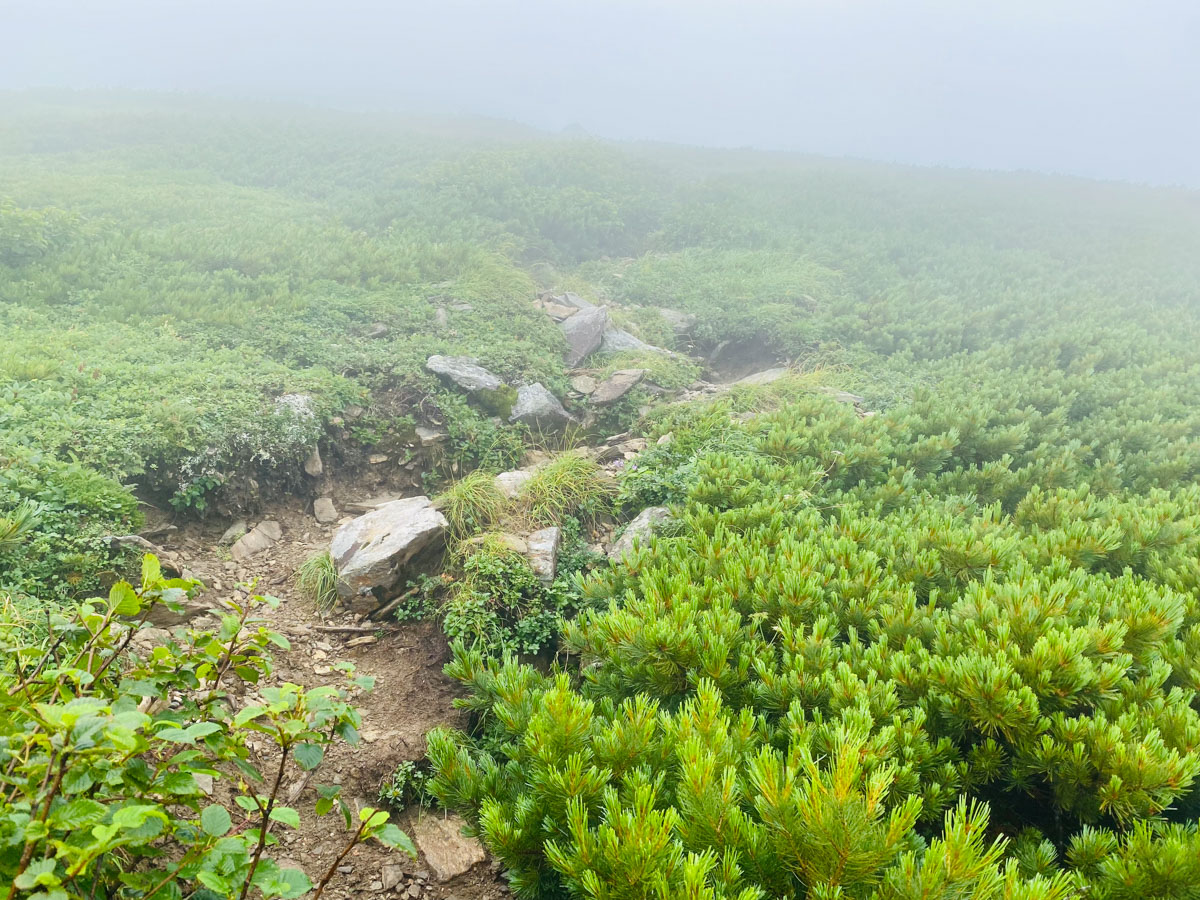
434 469 508 541
520 453 614 528
295 550 339 612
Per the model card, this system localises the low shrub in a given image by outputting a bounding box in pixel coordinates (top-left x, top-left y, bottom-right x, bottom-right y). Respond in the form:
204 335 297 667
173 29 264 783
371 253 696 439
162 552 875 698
0 556 415 899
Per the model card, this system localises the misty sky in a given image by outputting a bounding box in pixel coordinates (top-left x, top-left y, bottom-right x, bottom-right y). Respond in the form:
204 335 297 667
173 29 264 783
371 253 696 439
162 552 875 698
5 0 1199 186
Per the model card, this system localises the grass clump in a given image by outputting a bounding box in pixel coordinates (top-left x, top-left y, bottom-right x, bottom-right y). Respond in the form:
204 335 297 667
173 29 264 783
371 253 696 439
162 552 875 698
434 469 508 540
520 453 614 527
295 550 339 612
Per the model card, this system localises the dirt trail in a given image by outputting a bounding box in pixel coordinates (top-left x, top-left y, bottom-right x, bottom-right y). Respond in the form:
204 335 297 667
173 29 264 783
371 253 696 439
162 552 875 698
149 489 506 900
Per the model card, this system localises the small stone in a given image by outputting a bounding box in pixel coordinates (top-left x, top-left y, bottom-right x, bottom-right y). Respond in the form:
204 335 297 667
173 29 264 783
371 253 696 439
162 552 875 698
367 322 389 339
381 864 405 891
370 882 384 892
346 635 377 647
314 497 338 524
338 865 354 875
369 454 390 465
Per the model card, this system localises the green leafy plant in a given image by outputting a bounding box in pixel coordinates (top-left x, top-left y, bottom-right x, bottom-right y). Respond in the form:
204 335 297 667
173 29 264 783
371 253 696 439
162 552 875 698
379 760 435 812
0 554 415 900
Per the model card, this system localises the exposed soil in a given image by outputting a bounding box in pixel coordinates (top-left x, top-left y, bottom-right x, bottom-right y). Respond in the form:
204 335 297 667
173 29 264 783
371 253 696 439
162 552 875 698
144 478 506 900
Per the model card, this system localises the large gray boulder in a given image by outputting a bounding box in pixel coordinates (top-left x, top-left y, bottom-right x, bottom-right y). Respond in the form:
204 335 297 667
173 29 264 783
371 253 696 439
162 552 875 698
599 325 669 355
561 307 609 367
509 383 574 430
590 369 646 405
425 355 504 393
331 497 447 600
608 506 672 560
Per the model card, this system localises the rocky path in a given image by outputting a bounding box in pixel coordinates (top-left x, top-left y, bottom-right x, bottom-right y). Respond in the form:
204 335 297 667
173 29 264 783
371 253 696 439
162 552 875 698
141 492 506 900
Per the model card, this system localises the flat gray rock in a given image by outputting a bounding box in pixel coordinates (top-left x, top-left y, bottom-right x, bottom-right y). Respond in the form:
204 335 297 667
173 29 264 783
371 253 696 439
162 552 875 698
608 506 672 560
599 325 669 355
425 355 504 393
509 383 574 430
733 367 790 386
526 526 561 582
231 521 282 561
590 369 646 405
561 307 609 367
331 497 447 600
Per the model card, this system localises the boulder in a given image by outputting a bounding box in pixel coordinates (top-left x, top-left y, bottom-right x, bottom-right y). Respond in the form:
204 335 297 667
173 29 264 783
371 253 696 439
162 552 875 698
599 325 668 355
494 469 534 499
733 367 790 386
220 519 248 546
313 497 338 524
557 291 595 310
526 526 561 582
658 308 697 332
331 497 447 600
560 307 609 367
231 521 282 561
570 374 598 394
590 369 646 405
608 507 672 560
411 813 486 882
509 383 574 430
303 446 323 477
425 355 504 394
415 425 447 446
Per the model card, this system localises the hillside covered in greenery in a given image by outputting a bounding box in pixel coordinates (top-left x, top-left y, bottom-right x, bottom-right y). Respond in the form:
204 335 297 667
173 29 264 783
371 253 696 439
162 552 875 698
3 93 1200 899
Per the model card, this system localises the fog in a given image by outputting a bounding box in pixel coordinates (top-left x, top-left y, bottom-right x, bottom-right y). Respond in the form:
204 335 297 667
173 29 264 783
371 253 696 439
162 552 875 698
5 0 1199 186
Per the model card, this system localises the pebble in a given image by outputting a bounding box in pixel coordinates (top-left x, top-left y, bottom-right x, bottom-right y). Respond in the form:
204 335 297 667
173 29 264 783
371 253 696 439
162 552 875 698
338 865 354 875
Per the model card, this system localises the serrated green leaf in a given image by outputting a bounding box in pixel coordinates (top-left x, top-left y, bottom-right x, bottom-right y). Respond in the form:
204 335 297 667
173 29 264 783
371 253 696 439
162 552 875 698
373 823 417 856
292 742 324 771
269 806 300 828
200 804 232 837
